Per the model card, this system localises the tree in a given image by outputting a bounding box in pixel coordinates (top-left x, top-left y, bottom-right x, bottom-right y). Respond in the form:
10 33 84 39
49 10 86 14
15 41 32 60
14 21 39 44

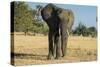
42 22 49 35
87 27 97 37
14 2 33 35
13 3 49 36
73 22 87 36
72 22 97 37
35 5 43 21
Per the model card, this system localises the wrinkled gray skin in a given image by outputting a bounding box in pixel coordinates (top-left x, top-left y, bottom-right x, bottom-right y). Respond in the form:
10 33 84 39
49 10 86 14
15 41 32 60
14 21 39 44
41 4 74 59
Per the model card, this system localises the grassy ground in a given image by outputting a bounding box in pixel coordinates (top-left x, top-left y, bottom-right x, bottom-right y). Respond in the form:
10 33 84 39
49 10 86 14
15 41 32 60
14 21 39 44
11 34 97 66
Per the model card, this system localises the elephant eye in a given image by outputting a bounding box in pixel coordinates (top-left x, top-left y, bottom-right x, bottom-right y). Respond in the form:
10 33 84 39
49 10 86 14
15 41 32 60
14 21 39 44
44 13 51 19
44 14 50 17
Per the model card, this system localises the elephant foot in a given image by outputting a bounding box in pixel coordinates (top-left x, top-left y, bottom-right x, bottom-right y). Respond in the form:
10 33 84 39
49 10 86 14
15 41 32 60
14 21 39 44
61 54 67 59
62 55 64 57
47 55 54 60
55 56 62 59
62 53 67 57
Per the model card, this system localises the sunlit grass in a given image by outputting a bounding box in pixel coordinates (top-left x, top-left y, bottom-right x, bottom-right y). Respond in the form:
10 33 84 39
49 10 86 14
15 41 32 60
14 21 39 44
11 33 97 65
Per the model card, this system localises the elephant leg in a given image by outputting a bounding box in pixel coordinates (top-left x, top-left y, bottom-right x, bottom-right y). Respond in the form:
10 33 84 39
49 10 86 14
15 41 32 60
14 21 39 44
61 26 68 57
54 32 61 59
47 30 54 59
61 35 68 57
61 31 68 57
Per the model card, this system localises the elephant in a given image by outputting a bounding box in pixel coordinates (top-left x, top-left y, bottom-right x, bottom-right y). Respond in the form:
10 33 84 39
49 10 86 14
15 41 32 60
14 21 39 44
41 3 74 59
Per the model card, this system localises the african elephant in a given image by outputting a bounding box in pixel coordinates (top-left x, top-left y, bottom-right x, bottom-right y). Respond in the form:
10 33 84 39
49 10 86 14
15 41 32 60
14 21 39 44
41 3 74 59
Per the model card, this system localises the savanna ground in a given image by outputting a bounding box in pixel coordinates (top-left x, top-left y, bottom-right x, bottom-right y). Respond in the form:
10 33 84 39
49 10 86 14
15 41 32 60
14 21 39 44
11 32 97 66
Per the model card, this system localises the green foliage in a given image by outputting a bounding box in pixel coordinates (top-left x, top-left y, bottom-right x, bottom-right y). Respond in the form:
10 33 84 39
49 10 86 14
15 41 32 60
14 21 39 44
14 2 33 33
87 27 97 37
72 23 87 36
72 22 97 37
32 21 48 35
13 2 48 35
41 22 49 35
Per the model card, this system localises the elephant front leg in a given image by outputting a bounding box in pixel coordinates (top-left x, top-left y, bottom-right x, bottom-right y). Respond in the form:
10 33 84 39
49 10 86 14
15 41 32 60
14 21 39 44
61 31 68 57
47 31 54 59
54 33 61 59
61 36 67 57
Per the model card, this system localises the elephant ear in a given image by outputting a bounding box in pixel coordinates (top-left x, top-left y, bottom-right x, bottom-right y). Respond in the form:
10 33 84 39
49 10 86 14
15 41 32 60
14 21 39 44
56 8 62 15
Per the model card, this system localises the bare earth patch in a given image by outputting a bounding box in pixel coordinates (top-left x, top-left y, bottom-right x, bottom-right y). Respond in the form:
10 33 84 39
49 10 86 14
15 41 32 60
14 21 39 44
11 34 97 66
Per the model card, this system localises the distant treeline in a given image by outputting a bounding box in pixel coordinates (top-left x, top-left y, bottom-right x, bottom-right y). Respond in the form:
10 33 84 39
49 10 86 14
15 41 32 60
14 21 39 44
12 2 97 37
71 23 97 37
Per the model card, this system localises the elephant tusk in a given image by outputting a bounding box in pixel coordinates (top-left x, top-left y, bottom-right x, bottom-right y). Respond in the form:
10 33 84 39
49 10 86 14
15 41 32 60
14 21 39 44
67 29 69 36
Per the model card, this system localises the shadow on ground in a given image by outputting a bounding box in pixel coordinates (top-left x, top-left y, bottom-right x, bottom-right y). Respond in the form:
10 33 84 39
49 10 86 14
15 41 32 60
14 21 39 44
11 52 47 60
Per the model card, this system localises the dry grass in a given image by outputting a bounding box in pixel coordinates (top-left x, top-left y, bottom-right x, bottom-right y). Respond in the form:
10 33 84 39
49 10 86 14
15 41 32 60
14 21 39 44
11 33 97 66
